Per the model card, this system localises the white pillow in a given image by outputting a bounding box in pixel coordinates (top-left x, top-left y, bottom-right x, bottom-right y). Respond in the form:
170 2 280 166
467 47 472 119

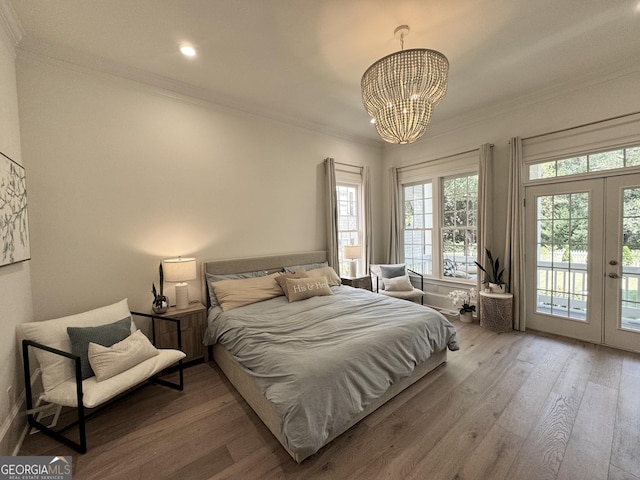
88 330 159 382
383 275 414 291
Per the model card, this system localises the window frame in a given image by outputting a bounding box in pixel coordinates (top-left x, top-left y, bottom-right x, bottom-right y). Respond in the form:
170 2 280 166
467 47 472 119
522 112 640 188
525 144 640 185
336 165 365 277
440 172 479 282
397 150 479 285
402 180 435 276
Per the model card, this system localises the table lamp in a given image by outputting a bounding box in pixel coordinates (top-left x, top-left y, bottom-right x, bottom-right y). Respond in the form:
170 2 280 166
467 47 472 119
343 245 362 278
162 257 196 309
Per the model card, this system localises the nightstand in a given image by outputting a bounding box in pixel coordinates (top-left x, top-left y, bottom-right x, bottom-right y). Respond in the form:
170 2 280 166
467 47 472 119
341 275 372 291
152 302 208 363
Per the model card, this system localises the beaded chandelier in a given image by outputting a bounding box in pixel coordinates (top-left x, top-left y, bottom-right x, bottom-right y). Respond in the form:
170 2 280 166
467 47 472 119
361 25 448 144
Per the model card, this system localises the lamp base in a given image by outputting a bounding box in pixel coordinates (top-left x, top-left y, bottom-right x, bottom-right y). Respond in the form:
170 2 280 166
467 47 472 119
174 283 190 310
349 260 357 278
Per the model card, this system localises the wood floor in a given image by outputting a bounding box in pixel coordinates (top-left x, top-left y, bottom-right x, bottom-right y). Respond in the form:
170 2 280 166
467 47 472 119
19 319 640 480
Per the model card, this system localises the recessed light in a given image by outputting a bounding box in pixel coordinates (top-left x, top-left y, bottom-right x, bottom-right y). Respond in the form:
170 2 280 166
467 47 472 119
179 44 197 57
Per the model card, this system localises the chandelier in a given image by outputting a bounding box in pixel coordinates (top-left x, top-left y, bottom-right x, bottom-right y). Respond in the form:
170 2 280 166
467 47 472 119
361 25 449 144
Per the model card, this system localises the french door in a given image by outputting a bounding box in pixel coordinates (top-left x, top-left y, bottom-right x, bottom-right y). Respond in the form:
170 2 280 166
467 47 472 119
525 173 640 352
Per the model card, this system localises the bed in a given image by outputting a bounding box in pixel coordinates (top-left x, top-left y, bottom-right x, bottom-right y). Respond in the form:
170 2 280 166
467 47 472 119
201 251 459 462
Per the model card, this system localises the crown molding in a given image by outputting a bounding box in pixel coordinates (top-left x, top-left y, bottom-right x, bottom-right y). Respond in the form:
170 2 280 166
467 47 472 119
18 31 637 153
385 58 640 152
0 0 24 49
17 36 382 149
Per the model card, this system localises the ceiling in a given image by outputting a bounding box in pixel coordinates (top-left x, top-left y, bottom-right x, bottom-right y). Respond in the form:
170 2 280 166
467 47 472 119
10 0 640 145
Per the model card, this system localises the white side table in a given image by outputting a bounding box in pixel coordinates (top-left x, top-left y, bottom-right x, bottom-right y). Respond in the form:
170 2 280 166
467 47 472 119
479 292 513 333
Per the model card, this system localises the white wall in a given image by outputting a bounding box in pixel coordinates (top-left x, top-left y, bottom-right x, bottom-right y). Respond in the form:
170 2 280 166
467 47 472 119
382 69 640 309
0 5 32 455
16 54 383 321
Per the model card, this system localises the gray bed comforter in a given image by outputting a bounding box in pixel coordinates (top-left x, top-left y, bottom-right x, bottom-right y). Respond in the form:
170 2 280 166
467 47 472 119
206 286 459 459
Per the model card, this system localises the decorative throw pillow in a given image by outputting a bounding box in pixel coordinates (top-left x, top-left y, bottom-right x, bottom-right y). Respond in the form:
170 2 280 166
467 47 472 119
88 330 160 382
383 275 414 291
380 264 406 279
285 277 334 302
306 266 341 286
443 259 456 277
275 270 309 300
67 317 132 379
212 272 283 311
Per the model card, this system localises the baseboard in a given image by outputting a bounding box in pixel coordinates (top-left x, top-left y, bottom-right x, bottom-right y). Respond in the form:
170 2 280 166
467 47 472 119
0 388 26 456
0 368 40 456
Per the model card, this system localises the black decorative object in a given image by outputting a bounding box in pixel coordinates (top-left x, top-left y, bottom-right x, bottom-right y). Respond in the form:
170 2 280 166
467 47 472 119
152 263 168 313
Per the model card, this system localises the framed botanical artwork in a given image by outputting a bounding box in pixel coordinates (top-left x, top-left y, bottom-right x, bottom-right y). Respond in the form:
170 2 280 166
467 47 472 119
0 151 30 266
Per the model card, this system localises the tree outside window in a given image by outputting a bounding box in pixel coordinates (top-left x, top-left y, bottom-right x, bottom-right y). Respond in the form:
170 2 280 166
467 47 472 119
402 173 478 281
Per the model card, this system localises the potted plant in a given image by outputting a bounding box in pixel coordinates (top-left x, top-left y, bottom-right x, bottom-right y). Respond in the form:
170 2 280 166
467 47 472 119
152 263 169 313
475 248 506 293
448 288 477 323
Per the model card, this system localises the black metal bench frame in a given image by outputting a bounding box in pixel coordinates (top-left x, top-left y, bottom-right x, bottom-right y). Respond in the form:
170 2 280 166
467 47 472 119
22 312 184 453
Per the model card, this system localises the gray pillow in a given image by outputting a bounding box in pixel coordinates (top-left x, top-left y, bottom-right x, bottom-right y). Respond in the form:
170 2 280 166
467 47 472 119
206 271 268 308
283 261 328 273
67 317 132 379
380 264 406 279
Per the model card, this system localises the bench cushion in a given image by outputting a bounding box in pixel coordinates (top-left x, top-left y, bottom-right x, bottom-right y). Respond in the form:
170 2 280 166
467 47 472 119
43 349 185 408
379 287 425 301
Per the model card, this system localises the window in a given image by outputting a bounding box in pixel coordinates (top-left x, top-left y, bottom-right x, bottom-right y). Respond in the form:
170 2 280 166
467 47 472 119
441 174 478 280
399 150 479 282
337 182 362 275
403 183 433 275
528 146 640 181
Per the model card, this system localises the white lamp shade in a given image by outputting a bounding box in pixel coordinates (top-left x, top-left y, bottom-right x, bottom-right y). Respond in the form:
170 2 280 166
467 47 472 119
344 245 362 260
162 257 196 282
162 257 196 310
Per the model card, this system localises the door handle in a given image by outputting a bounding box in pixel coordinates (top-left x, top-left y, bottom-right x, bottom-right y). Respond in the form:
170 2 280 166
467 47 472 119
608 273 620 278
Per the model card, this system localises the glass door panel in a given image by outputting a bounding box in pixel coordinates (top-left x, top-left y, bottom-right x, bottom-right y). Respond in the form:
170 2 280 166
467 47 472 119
604 175 640 352
525 180 603 344
534 192 590 320
621 188 640 333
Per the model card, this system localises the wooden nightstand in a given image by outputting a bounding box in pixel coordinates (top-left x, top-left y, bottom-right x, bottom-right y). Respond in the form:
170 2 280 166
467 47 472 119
341 275 372 291
152 302 208 363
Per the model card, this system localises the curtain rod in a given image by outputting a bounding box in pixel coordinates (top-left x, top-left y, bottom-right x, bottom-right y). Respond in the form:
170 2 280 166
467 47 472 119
397 144 493 172
523 110 640 141
335 161 364 171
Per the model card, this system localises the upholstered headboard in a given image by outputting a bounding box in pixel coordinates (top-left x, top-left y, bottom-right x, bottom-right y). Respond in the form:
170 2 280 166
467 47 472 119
200 251 328 308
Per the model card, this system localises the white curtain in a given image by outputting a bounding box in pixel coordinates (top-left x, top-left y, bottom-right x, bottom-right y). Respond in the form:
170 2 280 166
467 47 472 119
363 166 373 273
477 143 493 294
324 158 339 269
388 167 402 263
505 137 525 330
